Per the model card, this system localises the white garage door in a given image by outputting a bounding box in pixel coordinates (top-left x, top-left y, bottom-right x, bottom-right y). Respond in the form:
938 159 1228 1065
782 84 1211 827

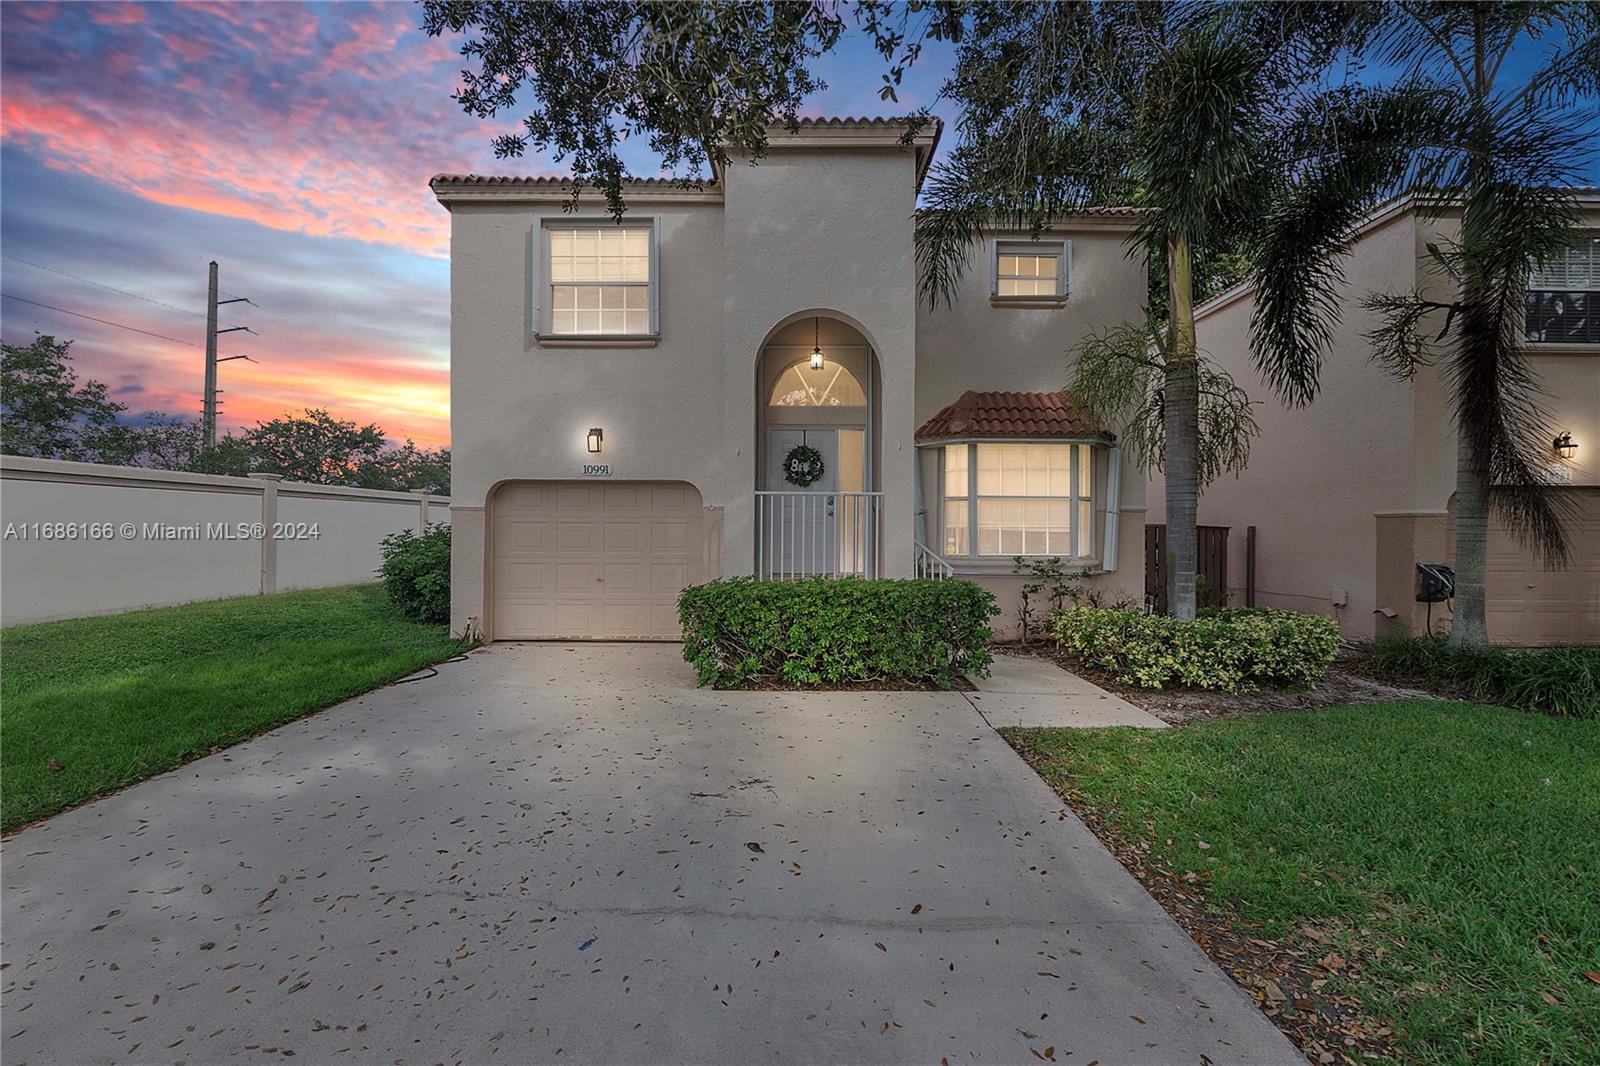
1484 487 1600 645
491 481 704 640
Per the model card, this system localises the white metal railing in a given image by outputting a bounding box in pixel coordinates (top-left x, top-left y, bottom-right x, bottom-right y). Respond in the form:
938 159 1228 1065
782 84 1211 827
755 491 882 579
914 540 955 579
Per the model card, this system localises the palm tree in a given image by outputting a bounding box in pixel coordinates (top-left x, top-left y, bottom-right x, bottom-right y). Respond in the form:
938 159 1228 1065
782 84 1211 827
916 2 1417 620
1360 2 1598 648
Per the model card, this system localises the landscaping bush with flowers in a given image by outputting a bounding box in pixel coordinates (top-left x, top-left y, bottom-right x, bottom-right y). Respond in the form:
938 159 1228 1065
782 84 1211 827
1052 605 1341 692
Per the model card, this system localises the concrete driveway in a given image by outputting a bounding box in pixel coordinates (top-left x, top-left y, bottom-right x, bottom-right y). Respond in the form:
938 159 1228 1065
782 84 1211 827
2 644 1297 1065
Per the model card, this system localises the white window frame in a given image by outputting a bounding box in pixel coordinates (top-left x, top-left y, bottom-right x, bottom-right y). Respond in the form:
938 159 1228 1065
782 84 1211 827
532 216 660 340
1525 232 1599 346
990 238 1070 302
939 441 1098 561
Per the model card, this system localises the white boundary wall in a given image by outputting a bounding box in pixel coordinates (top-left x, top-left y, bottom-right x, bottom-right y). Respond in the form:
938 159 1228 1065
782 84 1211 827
1 455 449 627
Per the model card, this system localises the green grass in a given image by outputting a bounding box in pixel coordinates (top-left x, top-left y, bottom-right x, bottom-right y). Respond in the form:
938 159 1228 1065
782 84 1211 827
2 584 465 832
1004 703 1600 1066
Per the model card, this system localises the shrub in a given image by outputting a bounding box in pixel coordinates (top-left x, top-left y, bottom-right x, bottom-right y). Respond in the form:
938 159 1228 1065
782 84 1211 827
1053 605 1342 692
677 577 998 689
1371 636 1598 718
377 523 451 624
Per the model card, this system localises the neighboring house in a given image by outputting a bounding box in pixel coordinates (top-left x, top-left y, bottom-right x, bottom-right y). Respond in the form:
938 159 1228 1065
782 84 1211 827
431 116 1150 640
1147 193 1600 645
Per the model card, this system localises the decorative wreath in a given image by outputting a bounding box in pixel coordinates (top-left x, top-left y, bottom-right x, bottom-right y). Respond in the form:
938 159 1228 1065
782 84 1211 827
782 443 826 487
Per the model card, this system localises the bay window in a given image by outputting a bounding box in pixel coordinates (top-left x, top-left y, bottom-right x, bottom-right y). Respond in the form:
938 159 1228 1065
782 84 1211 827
942 442 1096 559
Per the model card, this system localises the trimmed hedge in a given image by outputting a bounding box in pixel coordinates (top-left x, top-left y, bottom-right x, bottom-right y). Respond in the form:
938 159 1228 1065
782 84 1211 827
1371 636 1598 718
377 523 451 624
677 577 998 689
1053 605 1341 692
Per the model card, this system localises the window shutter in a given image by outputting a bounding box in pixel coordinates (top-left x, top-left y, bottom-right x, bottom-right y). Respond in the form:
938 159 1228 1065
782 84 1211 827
530 218 544 338
1061 239 1073 299
649 217 661 335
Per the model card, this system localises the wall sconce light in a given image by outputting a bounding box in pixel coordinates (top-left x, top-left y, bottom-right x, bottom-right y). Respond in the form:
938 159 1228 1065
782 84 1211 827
1553 431 1578 460
809 316 825 371
586 427 604 454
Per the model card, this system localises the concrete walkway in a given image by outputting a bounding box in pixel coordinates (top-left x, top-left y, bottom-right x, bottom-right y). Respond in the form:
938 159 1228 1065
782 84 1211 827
2 644 1293 1065
968 651 1167 728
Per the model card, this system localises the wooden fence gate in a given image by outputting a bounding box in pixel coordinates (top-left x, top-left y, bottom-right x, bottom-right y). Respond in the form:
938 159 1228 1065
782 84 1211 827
1145 524 1230 614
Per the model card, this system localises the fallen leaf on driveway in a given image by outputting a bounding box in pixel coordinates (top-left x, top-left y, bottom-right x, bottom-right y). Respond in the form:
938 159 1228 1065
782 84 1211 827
745 842 764 854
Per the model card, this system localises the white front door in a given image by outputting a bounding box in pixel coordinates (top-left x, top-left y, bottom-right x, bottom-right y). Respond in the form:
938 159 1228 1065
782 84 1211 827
764 428 839 576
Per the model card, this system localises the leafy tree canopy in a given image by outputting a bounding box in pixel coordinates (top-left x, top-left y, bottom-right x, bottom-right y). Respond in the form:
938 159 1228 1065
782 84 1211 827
1 335 139 465
421 0 856 215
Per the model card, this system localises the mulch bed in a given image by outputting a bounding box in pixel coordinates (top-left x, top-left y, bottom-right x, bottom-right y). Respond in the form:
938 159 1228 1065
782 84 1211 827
1002 642 1451 724
1033 796 1401 1064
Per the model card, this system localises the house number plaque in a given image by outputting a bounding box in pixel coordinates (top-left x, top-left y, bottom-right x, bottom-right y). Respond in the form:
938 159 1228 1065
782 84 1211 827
580 463 613 477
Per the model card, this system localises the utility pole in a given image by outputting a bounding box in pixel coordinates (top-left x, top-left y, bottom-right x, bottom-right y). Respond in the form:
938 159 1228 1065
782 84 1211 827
203 260 255 447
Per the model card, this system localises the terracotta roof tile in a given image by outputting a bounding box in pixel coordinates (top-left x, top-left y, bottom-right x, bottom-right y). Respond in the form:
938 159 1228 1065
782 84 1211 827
430 174 705 188
915 390 1114 443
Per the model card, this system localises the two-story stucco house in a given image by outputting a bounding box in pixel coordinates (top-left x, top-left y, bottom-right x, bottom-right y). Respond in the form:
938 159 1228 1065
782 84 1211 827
1147 193 1599 645
431 117 1150 640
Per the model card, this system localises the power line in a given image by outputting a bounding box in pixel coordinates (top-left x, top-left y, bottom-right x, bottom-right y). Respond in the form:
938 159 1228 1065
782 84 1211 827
1 292 205 348
2 254 208 319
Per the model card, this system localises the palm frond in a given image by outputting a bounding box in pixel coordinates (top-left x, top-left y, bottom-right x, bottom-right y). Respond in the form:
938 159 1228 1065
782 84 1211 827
1068 321 1258 486
1249 84 1454 406
1449 180 1581 566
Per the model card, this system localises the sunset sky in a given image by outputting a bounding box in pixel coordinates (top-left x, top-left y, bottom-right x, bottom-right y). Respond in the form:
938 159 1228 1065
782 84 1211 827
1 4 1590 451
0 1 946 450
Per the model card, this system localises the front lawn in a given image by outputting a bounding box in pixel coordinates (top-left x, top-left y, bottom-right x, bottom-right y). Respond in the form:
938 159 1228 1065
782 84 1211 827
1 584 466 832
1005 703 1600 1066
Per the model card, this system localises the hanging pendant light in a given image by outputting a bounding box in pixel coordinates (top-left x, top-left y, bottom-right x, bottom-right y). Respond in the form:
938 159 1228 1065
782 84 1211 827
809 316 825 371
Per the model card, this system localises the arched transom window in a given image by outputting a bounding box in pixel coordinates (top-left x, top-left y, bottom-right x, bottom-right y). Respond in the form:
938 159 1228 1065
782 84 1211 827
769 362 866 407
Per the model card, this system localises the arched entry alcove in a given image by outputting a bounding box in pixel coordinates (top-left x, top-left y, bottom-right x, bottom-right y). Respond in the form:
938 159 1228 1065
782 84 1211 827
754 315 882 577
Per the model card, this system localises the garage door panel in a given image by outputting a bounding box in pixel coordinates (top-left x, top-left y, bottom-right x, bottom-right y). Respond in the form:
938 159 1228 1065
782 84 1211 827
602 563 646 596
604 483 646 512
651 563 688 594
650 520 694 552
492 480 703 640
652 483 696 510
555 483 600 510
555 563 597 593
1478 488 1600 644
555 603 601 637
497 602 555 638
604 522 646 552
497 520 552 553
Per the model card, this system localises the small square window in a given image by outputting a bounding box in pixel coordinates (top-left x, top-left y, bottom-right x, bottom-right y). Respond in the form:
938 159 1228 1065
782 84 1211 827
994 240 1068 301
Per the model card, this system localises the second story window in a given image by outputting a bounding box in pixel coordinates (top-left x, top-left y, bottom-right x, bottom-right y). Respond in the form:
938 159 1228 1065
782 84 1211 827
993 239 1069 301
542 222 657 337
1526 235 1597 345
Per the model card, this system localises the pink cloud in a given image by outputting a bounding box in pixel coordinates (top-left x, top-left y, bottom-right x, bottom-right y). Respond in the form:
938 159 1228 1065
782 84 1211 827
87 3 147 27
0 3 516 259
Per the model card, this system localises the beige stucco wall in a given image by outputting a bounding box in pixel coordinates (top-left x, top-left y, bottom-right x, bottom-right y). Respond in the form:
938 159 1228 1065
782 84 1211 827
0 456 445 626
441 139 946 637
913 222 1151 616
443 190 729 636
1151 202 1600 640
720 145 923 579
1148 210 1424 638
